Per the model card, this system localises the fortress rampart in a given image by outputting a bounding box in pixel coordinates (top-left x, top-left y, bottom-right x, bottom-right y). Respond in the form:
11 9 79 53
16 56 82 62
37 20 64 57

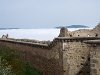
85 40 100 75
59 23 100 37
0 24 100 75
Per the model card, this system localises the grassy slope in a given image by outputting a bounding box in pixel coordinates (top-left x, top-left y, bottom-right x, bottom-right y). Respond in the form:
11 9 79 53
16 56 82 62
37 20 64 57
0 45 42 75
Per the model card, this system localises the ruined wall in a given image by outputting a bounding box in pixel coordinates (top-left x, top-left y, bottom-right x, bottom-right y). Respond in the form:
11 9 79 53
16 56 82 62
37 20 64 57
60 39 90 75
59 24 100 37
0 39 63 75
71 24 100 37
53 37 100 75
0 23 100 75
0 37 100 75
58 24 100 75
89 42 100 75
71 29 95 37
59 27 69 37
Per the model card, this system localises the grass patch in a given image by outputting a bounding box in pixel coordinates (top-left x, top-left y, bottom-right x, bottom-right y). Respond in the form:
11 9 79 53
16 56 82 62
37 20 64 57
0 45 42 75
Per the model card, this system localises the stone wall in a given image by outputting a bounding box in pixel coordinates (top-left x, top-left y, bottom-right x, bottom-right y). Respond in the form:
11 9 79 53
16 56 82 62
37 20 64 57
0 23 100 75
59 24 100 37
0 39 63 75
86 41 100 75
57 38 92 75
63 41 89 75
0 37 100 75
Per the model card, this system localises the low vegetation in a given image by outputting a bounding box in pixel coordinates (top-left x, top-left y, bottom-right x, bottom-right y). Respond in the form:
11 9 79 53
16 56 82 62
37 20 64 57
0 45 42 75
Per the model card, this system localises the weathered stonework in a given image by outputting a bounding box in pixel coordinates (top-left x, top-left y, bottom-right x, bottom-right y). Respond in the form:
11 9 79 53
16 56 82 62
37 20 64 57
59 23 100 37
0 24 100 75
85 40 100 75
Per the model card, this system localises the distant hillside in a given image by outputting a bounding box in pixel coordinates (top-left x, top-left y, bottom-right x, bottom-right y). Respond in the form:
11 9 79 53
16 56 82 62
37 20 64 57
67 25 89 28
56 25 89 28
0 28 19 30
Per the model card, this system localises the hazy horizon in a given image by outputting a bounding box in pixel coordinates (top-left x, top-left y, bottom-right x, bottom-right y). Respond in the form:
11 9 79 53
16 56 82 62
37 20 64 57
0 0 100 28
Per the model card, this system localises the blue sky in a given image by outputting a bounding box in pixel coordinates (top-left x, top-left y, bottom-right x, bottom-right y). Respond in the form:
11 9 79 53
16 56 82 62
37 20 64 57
0 0 100 28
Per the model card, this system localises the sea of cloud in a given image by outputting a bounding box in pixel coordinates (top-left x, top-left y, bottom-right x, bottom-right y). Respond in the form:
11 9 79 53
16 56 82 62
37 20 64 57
0 28 93 41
